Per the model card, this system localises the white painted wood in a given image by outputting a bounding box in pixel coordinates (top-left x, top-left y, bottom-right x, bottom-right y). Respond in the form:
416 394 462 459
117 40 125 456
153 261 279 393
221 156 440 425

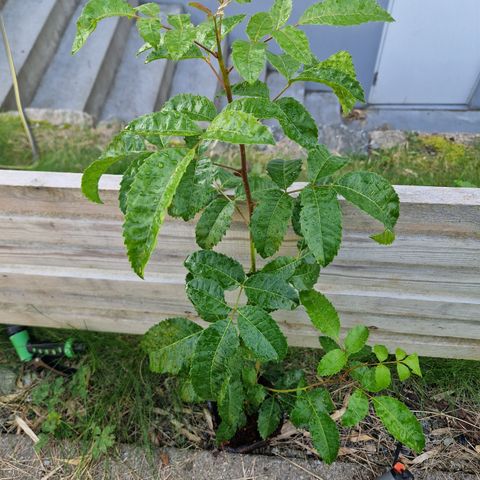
369 0 480 106
0 170 479 359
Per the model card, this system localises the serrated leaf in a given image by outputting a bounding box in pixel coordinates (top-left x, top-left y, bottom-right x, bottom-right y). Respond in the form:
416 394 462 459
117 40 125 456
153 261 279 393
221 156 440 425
246 12 274 42
72 0 136 54
135 2 160 17
251 189 293 258
82 132 147 204
123 148 195 277
334 171 399 232
236 174 279 202
262 256 298 281
195 198 235 249
231 80 270 98
141 318 202 374
147 43 203 62
342 389 369 427
373 396 425 452
403 354 422 377
162 94 217 121
232 40 267 84
290 255 320 291
344 325 369 355
291 388 334 427
126 110 202 137
168 157 217 221
237 306 288 362
272 26 312 64
185 250 245 290
266 51 301 80
242 365 257 387
293 51 365 114
309 412 340 464
246 384 267 408
300 290 340 340
375 364 391 390
300 186 342 267
186 277 231 322
204 110 274 145
397 363 411 381
373 345 389 362
266 159 302 190
275 97 318 149
244 273 299 311
270 0 293 29
191 319 239 400
319 336 340 353
317 349 348 376
258 397 282 440
299 0 393 26
119 154 150 214
137 18 162 46
165 15 197 60
217 376 245 442
307 144 348 183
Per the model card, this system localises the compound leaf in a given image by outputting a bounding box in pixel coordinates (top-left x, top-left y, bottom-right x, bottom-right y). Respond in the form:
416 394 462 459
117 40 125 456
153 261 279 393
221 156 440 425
246 12 274 42
307 144 348 183
267 159 302 190
270 0 293 29
291 388 334 427
342 389 369 427
232 40 267 84
217 376 245 442
244 273 299 311
317 349 348 376
162 94 217 121
344 325 369 355
266 51 301 80
186 277 231 322
258 397 282 440
272 26 312 64
126 110 202 137
300 290 340 340
195 198 235 249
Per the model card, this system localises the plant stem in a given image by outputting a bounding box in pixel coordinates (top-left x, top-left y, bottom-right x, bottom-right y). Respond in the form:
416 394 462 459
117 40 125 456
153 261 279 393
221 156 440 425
213 14 257 273
272 82 292 101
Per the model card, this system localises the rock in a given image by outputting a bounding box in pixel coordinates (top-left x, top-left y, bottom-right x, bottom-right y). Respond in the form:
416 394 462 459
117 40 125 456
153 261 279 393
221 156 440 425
4 108 94 127
319 124 369 154
0 366 17 396
369 130 408 150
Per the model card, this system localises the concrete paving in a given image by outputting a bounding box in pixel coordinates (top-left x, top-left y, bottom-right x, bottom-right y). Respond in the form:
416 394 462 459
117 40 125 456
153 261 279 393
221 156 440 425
0 434 476 480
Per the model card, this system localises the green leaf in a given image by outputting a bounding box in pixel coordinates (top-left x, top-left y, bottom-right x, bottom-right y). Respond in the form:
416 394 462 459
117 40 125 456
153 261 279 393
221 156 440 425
217 376 245 442
317 349 348 376
342 389 369 427
246 384 267 408
162 94 217 121
291 388 334 427
373 345 389 362
266 159 302 190
231 80 270 98
307 144 348 183
397 363 411 382
266 51 301 80
246 12 274 42
403 354 422 377
270 0 293 29
137 18 162 46
344 325 369 355
165 15 197 60
372 396 425 453
395 348 407 361
370 228 396 245
237 306 288 362
236 174 279 202
135 3 160 17
300 186 342 267
244 273 299 311
319 336 340 353
82 132 147 204
300 290 340 340
191 319 239 400
186 277 231 322
141 318 202 374
375 364 391 390
72 0 136 54
251 189 294 258
272 26 312 64
276 97 318 148
334 171 399 232
299 0 394 26
168 157 217 221
309 412 340 464
185 250 245 290
126 110 202 137
119 154 150 214
262 256 298 281
204 110 274 145
195 198 235 249
231 40 267 84
290 255 320 291
258 397 282 440
123 148 196 277
293 51 365 114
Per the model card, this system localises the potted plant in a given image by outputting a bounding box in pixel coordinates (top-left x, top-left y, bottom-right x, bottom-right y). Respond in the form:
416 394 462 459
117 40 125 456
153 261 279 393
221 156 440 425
74 0 424 462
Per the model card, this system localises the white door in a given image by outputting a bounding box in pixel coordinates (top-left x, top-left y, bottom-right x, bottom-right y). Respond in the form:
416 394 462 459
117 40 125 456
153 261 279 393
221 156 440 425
369 0 480 107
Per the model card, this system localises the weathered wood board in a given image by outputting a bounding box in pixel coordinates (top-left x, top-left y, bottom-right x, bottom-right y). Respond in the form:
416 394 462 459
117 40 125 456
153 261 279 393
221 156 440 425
0 170 479 359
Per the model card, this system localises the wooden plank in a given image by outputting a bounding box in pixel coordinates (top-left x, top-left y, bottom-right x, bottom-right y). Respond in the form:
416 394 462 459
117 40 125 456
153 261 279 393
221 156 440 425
0 170 479 359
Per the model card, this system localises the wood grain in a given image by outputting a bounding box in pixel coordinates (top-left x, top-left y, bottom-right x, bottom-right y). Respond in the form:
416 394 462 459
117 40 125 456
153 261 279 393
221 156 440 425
0 170 479 359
